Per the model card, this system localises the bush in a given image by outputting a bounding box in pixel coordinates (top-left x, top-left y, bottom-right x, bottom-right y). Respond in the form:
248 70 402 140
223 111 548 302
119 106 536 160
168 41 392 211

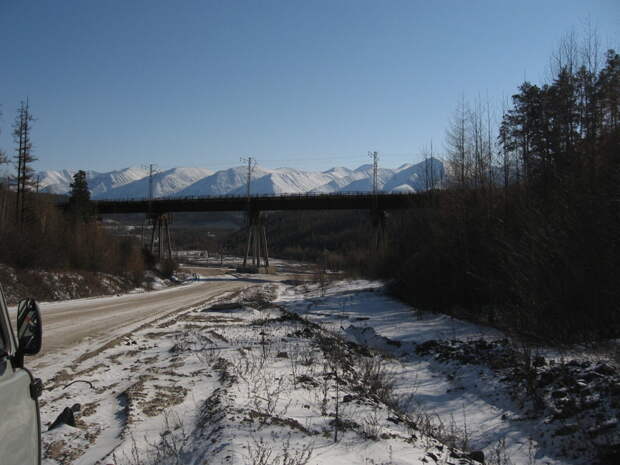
0 191 145 280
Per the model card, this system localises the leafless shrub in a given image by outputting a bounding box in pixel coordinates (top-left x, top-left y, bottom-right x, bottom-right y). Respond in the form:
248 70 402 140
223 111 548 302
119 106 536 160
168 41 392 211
403 404 472 451
313 361 331 416
289 343 304 388
147 410 188 464
114 410 188 465
487 438 514 465
245 437 274 465
113 434 144 465
245 436 313 465
357 356 396 406
248 371 292 423
361 407 383 440
279 436 314 465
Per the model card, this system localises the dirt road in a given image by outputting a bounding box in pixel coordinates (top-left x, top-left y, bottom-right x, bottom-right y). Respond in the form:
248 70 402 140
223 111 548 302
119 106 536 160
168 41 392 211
21 273 286 356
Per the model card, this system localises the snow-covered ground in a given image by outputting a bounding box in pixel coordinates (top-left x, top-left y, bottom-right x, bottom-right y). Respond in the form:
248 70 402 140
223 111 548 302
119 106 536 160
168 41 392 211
279 281 620 465
35 279 618 465
176 252 322 277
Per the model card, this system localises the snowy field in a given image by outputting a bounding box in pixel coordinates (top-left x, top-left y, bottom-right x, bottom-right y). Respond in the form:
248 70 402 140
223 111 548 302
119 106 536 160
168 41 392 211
175 251 319 275
35 279 618 465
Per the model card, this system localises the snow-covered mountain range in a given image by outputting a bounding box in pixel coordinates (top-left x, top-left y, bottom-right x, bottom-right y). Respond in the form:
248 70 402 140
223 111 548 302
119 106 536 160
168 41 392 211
37 159 444 199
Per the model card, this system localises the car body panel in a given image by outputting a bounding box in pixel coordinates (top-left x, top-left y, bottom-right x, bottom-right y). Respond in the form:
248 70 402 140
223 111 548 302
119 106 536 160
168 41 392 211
0 285 41 465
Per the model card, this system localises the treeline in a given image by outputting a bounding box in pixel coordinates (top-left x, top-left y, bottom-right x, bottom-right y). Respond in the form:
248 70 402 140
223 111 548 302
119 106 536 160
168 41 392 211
267 37 620 343
381 40 620 343
0 101 145 283
266 210 372 270
0 190 145 282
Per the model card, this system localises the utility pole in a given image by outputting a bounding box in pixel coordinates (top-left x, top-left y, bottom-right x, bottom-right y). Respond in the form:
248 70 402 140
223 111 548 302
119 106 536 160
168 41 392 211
147 164 157 204
141 163 158 249
239 156 270 272
240 156 256 200
430 140 435 189
368 150 385 251
142 163 158 215
369 151 379 194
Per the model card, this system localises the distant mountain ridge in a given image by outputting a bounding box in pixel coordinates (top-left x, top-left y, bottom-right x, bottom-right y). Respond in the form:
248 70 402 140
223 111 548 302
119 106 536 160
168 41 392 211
37 159 444 199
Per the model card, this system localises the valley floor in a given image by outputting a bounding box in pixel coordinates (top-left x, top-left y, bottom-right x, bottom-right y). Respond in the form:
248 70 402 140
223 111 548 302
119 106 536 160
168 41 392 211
35 275 618 465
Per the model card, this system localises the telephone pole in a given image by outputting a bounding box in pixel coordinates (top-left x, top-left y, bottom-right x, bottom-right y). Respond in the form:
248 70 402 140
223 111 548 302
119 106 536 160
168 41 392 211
240 156 256 200
239 156 271 272
368 150 385 251
369 151 379 194
430 140 435 189
141 163 158 250
147 164 157 204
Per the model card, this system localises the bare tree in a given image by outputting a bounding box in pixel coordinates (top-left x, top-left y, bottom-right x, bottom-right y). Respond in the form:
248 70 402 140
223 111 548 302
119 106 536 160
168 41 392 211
550 29 579 78
13 100 37 227
0 106 7 168
445 95 470 187
0 106 9 228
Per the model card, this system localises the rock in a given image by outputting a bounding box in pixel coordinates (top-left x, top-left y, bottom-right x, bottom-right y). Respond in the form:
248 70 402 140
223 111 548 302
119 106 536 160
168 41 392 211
588 418 618 436
594 362 616 376
416 340 440 356
582 371 602 383
539 371 555 387
555 423 579 436
342 394 354 403
276 351 288 358
48 407 76 431
551 389 567 399
203 302 241 312
599 443 620 464
468 450 485 463
554 398 579 419
583 395 600 407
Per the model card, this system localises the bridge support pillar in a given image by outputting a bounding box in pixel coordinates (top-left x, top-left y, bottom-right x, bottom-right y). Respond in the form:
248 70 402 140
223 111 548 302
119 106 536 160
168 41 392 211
146 213 174 262
238 209 273 273
371 209 387 252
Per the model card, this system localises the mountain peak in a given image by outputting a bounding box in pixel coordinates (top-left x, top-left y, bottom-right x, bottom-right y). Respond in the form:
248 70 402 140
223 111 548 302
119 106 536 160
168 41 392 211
37 159 444 199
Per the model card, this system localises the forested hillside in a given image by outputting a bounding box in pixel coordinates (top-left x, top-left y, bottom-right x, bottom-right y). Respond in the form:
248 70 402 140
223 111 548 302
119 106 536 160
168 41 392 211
268 42 620 344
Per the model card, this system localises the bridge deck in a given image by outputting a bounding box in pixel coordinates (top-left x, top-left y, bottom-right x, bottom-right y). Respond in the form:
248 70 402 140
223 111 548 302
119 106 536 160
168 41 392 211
85 192 429 214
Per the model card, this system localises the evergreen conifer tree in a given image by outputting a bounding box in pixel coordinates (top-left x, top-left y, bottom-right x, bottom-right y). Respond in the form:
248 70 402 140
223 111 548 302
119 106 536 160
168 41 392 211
13 100 36 226
69 170 92 221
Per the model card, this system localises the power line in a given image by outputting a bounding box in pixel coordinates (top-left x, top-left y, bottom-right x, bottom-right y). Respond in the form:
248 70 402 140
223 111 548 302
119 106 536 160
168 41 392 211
183 152 425 169
134 151 434 174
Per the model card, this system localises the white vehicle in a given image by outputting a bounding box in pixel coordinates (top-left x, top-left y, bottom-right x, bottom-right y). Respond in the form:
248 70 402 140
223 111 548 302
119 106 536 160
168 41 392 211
0 285 43 465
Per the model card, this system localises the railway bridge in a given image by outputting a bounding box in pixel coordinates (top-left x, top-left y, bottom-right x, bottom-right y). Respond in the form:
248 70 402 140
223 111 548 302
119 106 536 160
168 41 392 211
75 192 431 272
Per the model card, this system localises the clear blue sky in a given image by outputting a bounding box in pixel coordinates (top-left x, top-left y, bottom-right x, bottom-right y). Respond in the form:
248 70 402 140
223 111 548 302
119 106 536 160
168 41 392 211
0 0 618 172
